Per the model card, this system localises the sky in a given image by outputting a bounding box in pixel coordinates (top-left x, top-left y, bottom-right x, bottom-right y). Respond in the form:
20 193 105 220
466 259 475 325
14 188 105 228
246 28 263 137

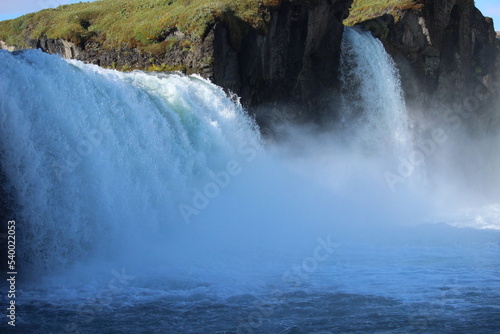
0 0 84 21
477 0 500 30
0 0 499 29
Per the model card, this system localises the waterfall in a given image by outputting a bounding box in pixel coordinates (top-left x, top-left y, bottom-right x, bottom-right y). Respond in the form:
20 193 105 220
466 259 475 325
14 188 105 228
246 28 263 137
0 49 261 274
0 28 498 334
340 27 412 156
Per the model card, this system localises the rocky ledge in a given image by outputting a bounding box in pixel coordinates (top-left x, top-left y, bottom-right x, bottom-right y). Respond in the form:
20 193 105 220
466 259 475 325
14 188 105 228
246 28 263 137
0 0 352 120
1 0 498 121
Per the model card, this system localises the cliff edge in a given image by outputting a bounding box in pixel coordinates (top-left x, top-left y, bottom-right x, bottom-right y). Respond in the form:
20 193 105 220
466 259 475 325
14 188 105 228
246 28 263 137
0 0 352 118
348 0 498 112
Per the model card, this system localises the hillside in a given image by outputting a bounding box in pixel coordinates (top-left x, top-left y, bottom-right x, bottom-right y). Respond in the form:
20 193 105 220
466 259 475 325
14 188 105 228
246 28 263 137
0 0 280 54
345 0 423 26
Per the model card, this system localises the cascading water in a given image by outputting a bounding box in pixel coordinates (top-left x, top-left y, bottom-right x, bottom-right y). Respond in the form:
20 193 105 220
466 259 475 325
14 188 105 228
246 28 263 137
340 27 412 156
0 49 261 274
0 29 499 334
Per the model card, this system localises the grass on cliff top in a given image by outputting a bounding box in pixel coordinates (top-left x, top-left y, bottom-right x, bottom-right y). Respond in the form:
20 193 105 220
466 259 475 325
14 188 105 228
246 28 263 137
345 0 424 26
0 0 283 50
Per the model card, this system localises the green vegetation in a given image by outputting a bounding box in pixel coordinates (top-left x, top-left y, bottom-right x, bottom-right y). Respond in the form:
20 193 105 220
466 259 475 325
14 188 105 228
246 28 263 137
104 61 189 72
0 0 426 51
345 0 424 26
0 0 433 60
0 0 282 50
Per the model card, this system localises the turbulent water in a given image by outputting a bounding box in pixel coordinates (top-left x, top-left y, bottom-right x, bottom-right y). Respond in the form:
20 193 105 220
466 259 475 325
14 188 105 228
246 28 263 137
0 27 499 334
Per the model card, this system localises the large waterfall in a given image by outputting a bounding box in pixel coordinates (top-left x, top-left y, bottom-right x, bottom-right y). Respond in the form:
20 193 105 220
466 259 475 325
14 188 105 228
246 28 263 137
0 49 261 273
0 28 499 334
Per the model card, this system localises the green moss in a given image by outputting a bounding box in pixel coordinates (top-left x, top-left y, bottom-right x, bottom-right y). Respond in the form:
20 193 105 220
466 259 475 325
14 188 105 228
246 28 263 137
146 63 187 72
179 38 192 51
202 55 214 66
345 0 424 26
164 37 178 50
0 0 276 50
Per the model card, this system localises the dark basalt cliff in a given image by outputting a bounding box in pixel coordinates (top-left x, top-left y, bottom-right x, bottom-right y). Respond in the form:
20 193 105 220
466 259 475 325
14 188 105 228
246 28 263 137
0 0 353 120
357 0 498 112
214 0 352 114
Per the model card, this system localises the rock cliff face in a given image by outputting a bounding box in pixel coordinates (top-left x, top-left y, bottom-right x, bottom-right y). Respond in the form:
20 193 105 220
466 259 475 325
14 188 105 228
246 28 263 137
1 0 352 120
214 0 351 115
358 0 498 111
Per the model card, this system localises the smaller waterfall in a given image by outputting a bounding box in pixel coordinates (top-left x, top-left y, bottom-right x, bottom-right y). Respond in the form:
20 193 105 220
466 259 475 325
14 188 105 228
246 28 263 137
340 27 412 156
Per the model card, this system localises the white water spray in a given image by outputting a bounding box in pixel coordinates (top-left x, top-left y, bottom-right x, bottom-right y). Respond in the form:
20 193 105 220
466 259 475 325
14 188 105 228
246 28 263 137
0 50 260 274
340 27 412 156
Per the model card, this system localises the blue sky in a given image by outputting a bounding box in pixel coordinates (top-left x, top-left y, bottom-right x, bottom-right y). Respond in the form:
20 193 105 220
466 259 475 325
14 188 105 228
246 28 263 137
0 0 87 21
476 0 500 30
0 0 499 30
